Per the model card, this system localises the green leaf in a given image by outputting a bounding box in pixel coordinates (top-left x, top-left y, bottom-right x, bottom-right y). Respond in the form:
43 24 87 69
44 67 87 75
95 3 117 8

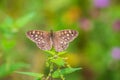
51 57 65 66
52 67 81 78
0 16 13 29
44 50 67 56
107 6 120 19
58 51 67 56
15 12 36 28
44 50 56 56
1 38 16 51
35 78 42 80
0 16 14 38
0 63 29 77
16 71 43 79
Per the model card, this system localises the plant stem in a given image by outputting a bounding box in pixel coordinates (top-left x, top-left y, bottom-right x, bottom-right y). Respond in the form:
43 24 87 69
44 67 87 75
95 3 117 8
58 67 65 80
45 60 53 80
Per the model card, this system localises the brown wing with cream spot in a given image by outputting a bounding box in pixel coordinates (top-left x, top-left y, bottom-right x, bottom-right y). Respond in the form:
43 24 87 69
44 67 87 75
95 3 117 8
26 30 52 50
53 29 78 52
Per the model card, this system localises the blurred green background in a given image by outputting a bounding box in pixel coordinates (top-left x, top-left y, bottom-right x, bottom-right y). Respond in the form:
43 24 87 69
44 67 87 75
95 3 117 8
0 0 120 80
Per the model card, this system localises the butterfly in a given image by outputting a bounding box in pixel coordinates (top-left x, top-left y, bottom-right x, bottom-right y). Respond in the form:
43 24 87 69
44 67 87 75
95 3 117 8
26 29 78 52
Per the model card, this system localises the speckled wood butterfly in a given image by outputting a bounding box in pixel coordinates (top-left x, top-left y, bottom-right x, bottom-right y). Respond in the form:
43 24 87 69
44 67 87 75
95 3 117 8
26 29 78 52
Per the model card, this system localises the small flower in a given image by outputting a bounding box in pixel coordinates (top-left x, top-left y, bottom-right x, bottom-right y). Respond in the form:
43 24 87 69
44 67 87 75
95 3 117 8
93 0 110 8
79 18 92 31
113 19 120 32
111 47 120 60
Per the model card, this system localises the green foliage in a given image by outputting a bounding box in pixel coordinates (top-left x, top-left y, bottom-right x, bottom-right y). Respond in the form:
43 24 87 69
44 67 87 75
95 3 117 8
15 12 36 28
16 50 81 80
107 6 120 19
1 0 120 80
46 50 81 79
0 63 29 77
0 16 14 38
16 71 44 80
51 57 65 66
52 67 81 78
1 38 16 51
0 12 36 38
0 12 36 79
44 50 56 56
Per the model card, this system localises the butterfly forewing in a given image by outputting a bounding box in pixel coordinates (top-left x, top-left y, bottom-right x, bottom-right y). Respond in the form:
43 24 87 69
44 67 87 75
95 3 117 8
53 30 78 52
26 30 52 50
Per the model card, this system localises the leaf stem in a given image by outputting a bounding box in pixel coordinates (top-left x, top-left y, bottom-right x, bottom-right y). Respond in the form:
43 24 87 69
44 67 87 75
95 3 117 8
58 67 65 80
45 60 53 80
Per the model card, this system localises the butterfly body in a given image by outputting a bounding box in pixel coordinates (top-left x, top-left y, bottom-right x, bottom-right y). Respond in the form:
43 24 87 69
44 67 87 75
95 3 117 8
26 29 78 52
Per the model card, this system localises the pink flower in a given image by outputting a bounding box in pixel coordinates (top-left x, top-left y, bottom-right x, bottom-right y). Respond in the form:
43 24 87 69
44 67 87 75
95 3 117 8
112 47 120 60
113 19 120 32
79 18 92 31
93 0 110 8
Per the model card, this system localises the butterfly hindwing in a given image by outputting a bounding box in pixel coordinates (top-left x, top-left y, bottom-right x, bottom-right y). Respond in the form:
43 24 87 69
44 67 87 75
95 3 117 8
53 30 78 52
26 30 52 50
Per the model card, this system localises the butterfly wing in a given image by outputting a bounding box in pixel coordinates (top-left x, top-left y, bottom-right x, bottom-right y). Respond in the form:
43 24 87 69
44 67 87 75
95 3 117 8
26 30 52 51
53 30 78 52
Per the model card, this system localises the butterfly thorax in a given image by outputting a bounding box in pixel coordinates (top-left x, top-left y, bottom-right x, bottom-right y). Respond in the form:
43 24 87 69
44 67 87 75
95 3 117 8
50 30 54 41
